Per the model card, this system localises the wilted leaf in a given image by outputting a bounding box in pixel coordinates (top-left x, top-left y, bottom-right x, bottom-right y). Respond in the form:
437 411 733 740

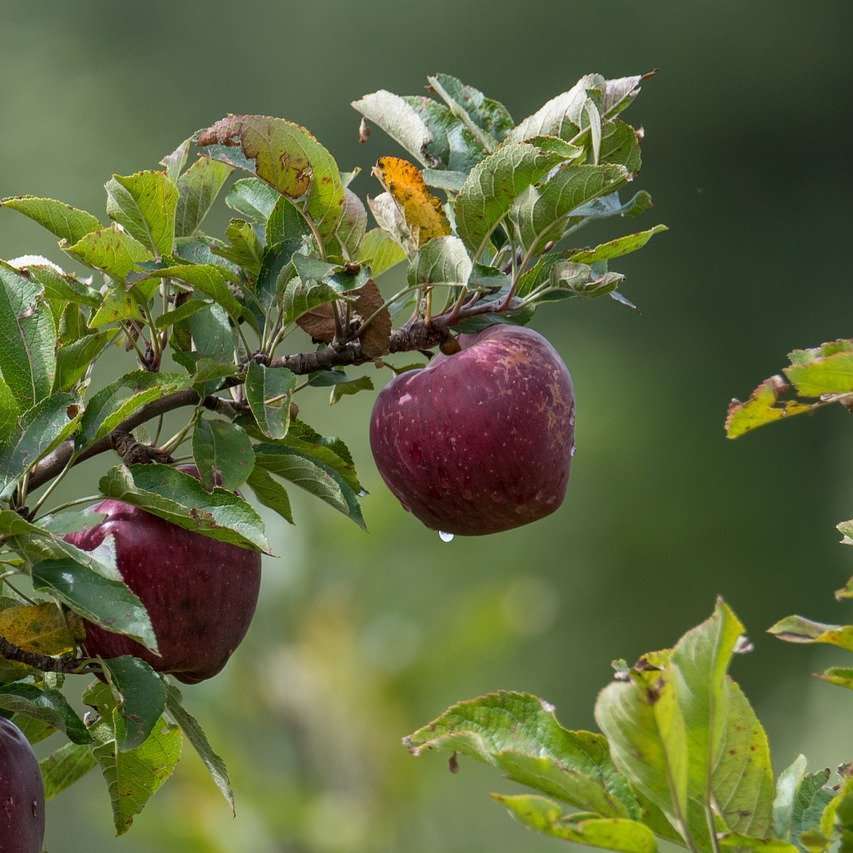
725 377 812 439
0 602 78 656
373 156 450 246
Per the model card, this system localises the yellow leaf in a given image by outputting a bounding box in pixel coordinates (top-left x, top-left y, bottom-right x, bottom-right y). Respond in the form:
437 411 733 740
373 156 450 246
0 603 79 655
725 376 812 439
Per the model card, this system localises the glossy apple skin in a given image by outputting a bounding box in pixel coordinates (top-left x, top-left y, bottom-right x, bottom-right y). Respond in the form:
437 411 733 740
0 716 45 853
370 324 575 535
66 468 261 684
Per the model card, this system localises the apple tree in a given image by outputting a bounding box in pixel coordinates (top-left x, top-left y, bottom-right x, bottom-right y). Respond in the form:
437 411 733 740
0 70 664 847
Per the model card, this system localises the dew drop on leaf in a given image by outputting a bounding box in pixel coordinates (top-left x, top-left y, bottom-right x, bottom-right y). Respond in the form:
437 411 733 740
438 530 455 543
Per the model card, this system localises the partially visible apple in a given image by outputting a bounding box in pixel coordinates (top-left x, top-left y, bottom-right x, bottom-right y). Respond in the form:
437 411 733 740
66 466 261 684
0 716 44 853
370 324 575 536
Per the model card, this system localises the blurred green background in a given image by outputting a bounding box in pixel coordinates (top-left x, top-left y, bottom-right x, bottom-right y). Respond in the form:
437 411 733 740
2 1 853 850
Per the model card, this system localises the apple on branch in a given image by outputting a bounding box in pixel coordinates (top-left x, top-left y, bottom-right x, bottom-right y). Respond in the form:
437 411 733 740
370 325 576 536
0 717 44 853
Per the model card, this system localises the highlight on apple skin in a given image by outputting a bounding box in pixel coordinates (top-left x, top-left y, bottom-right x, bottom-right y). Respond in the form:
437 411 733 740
370 325 576 536
66 467 261 684
0 716 45 853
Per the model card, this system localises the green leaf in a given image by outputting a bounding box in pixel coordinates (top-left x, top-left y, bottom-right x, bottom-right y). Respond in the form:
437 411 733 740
0 261 56 409
819 777 853 848
165 684 235 815
351 90 435 166
38 506 107 535
192 418 255 491
78 371 187 448
198 115 345 243
0 393 78 497
24 264 100 307
245 362 296 440
1 195 101 243
213 218 263 274
767 616 853 651
569 225 668 263
422 169 467 192
64 224 152 282
670 600 749 830
225 177 281 223
817 666 853 689
103 656 166 752
151 263 242 321
159 138 190 182
40 742 97 800
266 193 310 245
175 158 233 237
335 189 368 257
256 239 302 317
454 142 573 255
0 377 19 443
512 164 630 251
98 463 269 552
55 330 117 391
785 341 853 396
410 235 472 285
329 375 374 405
0 683 90 744
281 277 339 326
599 120 642 171
574 189 653 221
105 171 179 257
595 664 689 843
245 464 293 524
429 73 514 142
86 682 182 836
405 691 638 818
253 444 365 528
31 557 158 652
718 833 798 852
155 298 210 329
494 794 657 852
88 288 145 328
714 678 775 837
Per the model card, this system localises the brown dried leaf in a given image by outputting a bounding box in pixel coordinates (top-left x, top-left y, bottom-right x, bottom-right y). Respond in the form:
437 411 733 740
297 304 336 342
356 279 391 358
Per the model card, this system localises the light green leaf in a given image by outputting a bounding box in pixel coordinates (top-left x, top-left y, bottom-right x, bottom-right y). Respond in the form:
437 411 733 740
88 288 146 328
24 264 100 307
429 73 514 142
266 193 310 245
718 833 798 852
455 142 572 255
40 742 97 800
105 171 179 256
245 362 296 439
212 218 263 274
767 615 853 651
410 236 472 285
714 678 774 837
281 277 339 326
99 463 269 552
595 666 689 843
494 794 657 852
569 225 668 264
773 755 807 839
336 188 367 257
150 263 242 320
253 444 365 528
175 158 233 237
422 169 467 192
159 138 190 182
405 691 638 818
225 177 281 223
785 341 853 396
165 684 235 815
355 228 406 276
351 90 435 166
78 371 187 447
198 115 345 242
329 375 374 405
192 418 255 492
64 224 152 282
154 298 210 329
31 557 157 652
1 195 101 243
256 239 302 317
55 330 118 391
0 377 20 444
103 656 166 752
725 377 813 440
512 164 630 252
0 261 56 409
38 506 107 535
245 464 293 524
817 666 853 689
0 393 78 497
86 681 182 836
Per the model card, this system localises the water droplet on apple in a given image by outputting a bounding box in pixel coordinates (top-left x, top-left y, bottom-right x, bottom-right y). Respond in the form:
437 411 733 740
438 530 455 543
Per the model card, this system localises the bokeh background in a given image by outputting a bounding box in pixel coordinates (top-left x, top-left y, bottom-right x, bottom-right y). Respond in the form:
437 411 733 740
2 1 853 850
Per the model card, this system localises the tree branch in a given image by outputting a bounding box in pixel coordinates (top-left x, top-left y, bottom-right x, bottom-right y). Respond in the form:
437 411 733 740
0 635 87 674
26 306 504 494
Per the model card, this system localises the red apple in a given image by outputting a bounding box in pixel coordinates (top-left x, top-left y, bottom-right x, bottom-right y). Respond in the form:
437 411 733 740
66 466 261 684
0 716 44 853
370 324 575 535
